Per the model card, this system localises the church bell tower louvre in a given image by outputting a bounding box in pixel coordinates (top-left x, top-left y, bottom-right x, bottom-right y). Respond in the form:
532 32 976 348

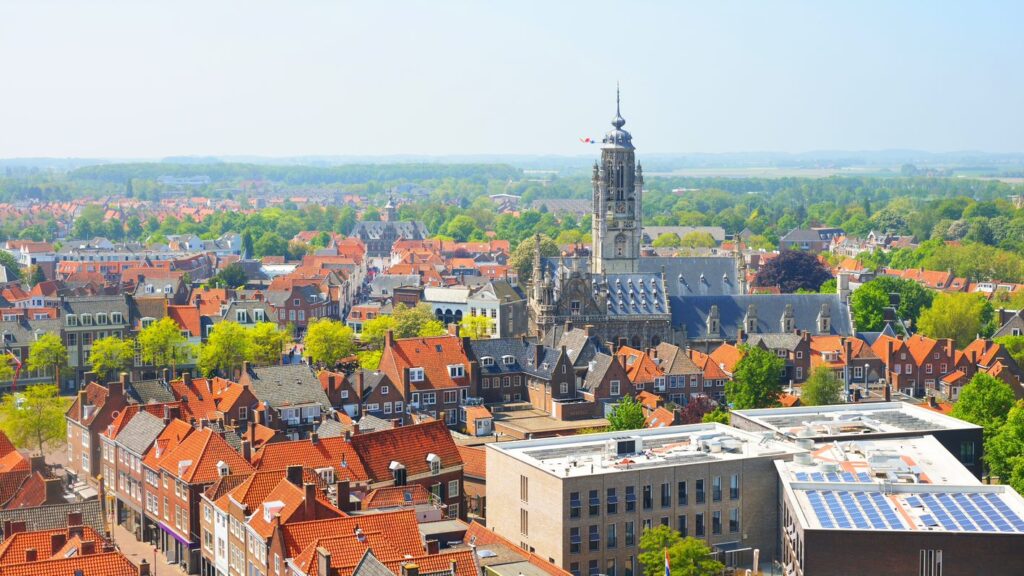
591 86 643 275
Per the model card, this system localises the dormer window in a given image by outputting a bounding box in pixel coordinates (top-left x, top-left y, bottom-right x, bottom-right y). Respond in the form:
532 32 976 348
316 466 335 485
163 285 174 294
66 314 77 327
502 355 515 365
96 313 107 325
409 368 425 382
236 310 247 323
145 284 155 294
253 309 265 322
481 357 494 367
426 453 441 475
81 314 93 326
141 317 155 329
112 312 123 324
448 364 465 378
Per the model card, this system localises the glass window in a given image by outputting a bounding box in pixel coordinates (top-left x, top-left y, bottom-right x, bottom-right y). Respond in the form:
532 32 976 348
625 521 635 546
569 527 581 554
606 523 617 548
729 508 740 533
695 513 705 537
589 490 600 516
569 492 581 518
660 482 671 508
625 486 636 512
678 514 687 537
678 481 687 505
712 511 722 535
588 525 600 551
606 488 618 515
712 476 722 502
730 474 739 499
642 485 652 510
696 479 705 504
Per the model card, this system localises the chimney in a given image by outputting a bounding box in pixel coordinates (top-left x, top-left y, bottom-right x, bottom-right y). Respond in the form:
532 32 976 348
68 524 84 540
352 422 360 436
317 547 332 576
356 371 365 404
24 549 36 563
564 320 573 333
304 483 317 519
163 404 180 424
50 532 67 556
138 559 151 576
81 540 96 556
182 371 192 388
335 480 351 512
534 344 543 366
584 324 595 337
884 383 891 402
44 477 64 504
241 439 251 462
448 323 460 337
83 371 97 385
385 329 395 349
162 368 170 383
736 328 745 343
402 563 420 576
242 361 251 376
77 390 88 421
286 464 304 487
109 371 128 397
426 540 440 554
68 511 83 527
310 431 319 445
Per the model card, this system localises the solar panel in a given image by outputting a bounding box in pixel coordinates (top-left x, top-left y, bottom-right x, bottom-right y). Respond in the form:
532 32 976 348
955 494 995 532
807 491 835 529
811 472 824 482
920 514 937 527
856 472 871 482
841 472 855 482
871 492 904 529
971 494 1012 532
905 496 923 508
922 494 958 531
826 472 841 482
984 494 1024 531
795 472 809 481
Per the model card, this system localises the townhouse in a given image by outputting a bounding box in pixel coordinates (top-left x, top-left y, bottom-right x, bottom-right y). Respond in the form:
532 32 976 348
237 364 332 439
379 332 474 426
65 374 130 485
61 296 131 390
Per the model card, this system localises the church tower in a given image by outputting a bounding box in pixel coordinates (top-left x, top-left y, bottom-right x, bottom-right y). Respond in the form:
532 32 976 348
591 87 643 275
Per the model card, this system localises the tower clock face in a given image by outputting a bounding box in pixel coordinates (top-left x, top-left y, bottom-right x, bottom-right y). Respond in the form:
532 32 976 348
615 202 626 213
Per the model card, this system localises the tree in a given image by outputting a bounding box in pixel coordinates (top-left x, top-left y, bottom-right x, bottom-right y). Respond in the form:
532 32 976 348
305 319 356 367
249 322 290 366
357 350 382 370
459 315 493 340
0 384 69 456
242 230 254 258
607 395 646 431
393 303 445 338
680 231 717 249
725 345 784 409
986 400 1024 482
850 277 934 332
917 292 994 348
679 396 716 424
752 250 832 293
212 262 248 288
801 366 845 406
88 336 136 382
701 407 730 425
638 524 723 576
26 264 46 286
445 215 479 242
652 233 681 248
361 315 397 349
198 322 251 377
509 235 559 283
0 251 21 282
951 373 1015 441
254 231 288 258
26 333 67 387
138 317 193 376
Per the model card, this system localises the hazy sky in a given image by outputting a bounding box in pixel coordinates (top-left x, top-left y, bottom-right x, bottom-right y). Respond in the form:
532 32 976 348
1 1 1022 158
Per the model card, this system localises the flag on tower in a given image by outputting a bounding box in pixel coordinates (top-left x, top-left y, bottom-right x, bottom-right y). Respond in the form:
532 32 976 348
579 137 597 144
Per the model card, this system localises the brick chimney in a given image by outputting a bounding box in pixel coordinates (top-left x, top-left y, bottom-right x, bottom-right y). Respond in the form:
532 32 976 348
77 390 88 421
286 464 303 487
108 371 128 398
402 563 420 576
138 559 151 576
50 532 67 555
335 480 351 512
317 547 332 576
68 511 83 527
304 483 317 519
23 549 36 563
81 540 96 555
44 477 64 504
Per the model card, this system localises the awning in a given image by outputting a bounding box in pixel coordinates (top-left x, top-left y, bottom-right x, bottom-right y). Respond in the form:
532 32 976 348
158 521 194 547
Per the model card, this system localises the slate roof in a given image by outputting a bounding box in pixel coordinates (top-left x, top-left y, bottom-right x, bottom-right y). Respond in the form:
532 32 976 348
351 220 430 241
244 364 331 409
0 500 103 536
126 378 177 404
780 228 830 242
581 353 614 392
0 318 62 347
747 333 804 351
670 294 852 341
652 342 701 376
642 257 741 297
115 411 166 455
369 275 421 299
61 295 129 317
317 418 346 439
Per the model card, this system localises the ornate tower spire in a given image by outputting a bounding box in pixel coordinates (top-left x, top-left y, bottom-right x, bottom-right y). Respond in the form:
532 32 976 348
591 86 641 275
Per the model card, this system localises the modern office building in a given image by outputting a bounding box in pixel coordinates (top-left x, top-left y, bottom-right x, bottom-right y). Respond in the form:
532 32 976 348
777 435 1024 576
731 402 984 477
485 424 804 575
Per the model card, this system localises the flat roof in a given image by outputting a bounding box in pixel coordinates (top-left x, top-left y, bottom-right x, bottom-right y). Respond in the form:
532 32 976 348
488 423 803 478
734 402 979 438
780 436 978 487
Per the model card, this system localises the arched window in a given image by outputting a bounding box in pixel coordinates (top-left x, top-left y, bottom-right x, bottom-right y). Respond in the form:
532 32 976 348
615 234 627 257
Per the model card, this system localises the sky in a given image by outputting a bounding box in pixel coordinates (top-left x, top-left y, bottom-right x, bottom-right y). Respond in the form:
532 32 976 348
1 1 1023 158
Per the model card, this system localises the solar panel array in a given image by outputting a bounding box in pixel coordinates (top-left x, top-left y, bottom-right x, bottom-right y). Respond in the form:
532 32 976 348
804 489 1024 533
794 471 871 482
805 490 904 530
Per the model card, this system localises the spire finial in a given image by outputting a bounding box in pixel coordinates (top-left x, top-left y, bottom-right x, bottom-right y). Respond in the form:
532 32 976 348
611 83 625 129
616 81 620 116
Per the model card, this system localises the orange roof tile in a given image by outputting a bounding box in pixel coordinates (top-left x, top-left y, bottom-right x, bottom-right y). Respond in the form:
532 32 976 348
361 484 432 510
456 446 485 479
0 525 104 563
158 427 253 484
709 343 744 374
380 335 471 392
254 437 368 484
0 551 137 576
280 510 423 559
143 418 193 470
615 346 664 384
350 420 461 480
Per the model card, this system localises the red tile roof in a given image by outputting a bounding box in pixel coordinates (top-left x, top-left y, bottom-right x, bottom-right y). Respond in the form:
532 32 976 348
280 510 423 559
381 335 472 392
0 551 138 576
142 418 192 470
253 436 368 484
361 484 432 510
615 346 664 385
350 420 462 480
462 522 572 576
456 446 485 480
158 426 253 484
0 525 104 563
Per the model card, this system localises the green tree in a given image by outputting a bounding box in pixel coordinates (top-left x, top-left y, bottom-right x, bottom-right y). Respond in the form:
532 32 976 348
88 336 136 382
986 400 1024 482
0 384 70 456
459 315 493 340
917 292 994 348
393 303 445 338
638 524 723 576
254 231 288 258
248 322 290 366
445 214 479 242
198 322 251 377
801 366 845 406
701 408 730 425
726 345 784 409
26 333 67 386
652 233 681 248
509 235 559 283
138 317 193 376
305 319 356 367
951 373 1015 441
26 265 46 286
242 230 254 258
607 395 646 431
995 335 1024 368
357 350 382 370
680 231 717 249
849 277 934 332
0 251 21 282
361 315 397 349
212 262 248 288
